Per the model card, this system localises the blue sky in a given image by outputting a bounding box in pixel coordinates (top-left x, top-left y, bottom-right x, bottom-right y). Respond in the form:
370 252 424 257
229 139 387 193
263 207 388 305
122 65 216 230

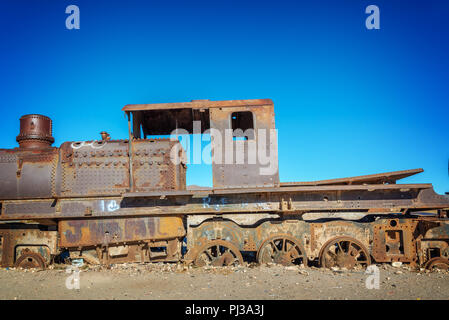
0 0 448 193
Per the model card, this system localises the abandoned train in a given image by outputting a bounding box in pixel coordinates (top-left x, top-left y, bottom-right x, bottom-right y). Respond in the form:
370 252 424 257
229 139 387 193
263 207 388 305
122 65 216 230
1 99 448 270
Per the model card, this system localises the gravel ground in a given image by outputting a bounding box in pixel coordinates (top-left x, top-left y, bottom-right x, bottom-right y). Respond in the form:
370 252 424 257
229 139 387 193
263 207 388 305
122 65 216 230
0 263 448 300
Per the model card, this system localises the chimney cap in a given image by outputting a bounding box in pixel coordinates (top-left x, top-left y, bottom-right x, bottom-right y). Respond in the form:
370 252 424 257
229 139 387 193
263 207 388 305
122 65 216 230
16 114 54 148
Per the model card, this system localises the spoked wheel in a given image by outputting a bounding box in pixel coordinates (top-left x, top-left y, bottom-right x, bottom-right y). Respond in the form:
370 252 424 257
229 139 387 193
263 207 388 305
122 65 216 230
320 236 371 269
257 235 307 266
14 251 46 269
194 240 243 267
425 257 449 270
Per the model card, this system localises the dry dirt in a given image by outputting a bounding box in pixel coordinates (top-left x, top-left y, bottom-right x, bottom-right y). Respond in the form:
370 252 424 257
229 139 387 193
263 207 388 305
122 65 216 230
0 262 448 300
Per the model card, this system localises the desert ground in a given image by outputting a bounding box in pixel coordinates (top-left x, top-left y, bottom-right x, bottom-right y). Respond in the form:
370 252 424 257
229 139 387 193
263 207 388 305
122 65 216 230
0 262 448 300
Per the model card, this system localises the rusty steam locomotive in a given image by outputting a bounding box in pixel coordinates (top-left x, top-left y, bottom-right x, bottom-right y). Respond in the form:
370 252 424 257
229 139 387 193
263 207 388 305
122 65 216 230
1 99 448 270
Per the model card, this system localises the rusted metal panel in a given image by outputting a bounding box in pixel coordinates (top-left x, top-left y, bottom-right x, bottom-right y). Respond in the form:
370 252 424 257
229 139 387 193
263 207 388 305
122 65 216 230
1 184 448 221
2 199 57 215
281 168 424 186
59 140 130 197
371 219 418 264
0 148 59 200
0 152 20 199
0 225 58 267
186 214 449 267
131 139 186 192
58 216 185 247
122 99 274 112
209 104 279 189
74 237 183 264
422 220 449 239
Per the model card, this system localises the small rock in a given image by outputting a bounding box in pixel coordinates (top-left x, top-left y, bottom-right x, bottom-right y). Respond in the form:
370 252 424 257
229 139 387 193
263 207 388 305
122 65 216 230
392 262 402 268
331 267 340 271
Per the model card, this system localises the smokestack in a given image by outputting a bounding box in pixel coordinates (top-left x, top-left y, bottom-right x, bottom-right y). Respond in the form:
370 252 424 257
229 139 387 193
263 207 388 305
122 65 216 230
16 114 55 149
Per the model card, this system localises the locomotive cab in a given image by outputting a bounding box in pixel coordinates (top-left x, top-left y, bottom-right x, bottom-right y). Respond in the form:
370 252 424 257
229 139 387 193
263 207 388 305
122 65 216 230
122 99 280 190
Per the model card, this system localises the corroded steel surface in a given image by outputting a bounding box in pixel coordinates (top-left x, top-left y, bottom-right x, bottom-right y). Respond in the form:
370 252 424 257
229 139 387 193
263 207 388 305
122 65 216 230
281 168 424 186
0 138 185 200
0 224 58 267
0 147 59 200
1 184 447 221
372 218 418 264
122 99 274 112
59 216 185 247
131 139 186 192
59 139 130 197
16 114 54 149
209 104 279 189
186 214 449 269
0 99 448 268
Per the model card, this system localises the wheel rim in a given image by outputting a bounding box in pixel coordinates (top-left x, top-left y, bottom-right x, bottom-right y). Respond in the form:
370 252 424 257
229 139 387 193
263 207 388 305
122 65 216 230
320 237 370 269
194 240 243 267
257 235 307 266
15 252 46 269
425 257 449 270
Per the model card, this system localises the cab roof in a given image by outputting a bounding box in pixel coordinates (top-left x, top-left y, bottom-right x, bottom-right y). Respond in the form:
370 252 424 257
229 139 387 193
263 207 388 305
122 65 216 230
122 98 273 112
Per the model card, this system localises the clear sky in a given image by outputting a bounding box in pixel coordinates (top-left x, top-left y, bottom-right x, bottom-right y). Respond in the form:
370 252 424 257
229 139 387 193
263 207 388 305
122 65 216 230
0 0 448 193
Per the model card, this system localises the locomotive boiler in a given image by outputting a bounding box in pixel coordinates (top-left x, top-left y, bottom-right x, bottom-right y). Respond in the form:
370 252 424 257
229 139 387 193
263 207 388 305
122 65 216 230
0 99 448 270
